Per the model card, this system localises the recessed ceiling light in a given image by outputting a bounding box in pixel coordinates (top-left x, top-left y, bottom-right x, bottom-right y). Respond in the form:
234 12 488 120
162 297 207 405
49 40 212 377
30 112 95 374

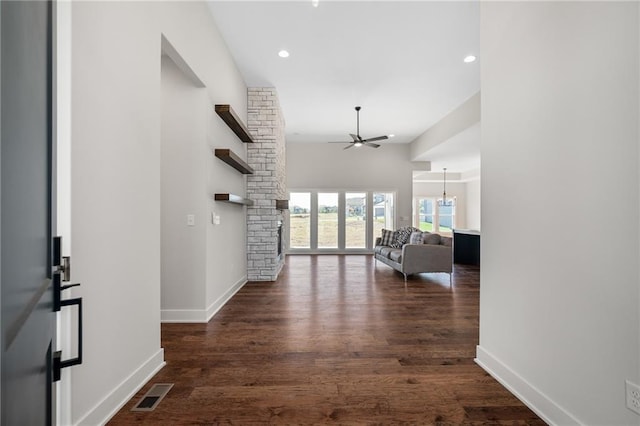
463 55 477 63
388 134 395 138
312 0 319 7
278 50 290 58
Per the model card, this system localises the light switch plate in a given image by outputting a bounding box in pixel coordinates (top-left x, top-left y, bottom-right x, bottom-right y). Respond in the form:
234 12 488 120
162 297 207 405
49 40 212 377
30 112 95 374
187 214 195 227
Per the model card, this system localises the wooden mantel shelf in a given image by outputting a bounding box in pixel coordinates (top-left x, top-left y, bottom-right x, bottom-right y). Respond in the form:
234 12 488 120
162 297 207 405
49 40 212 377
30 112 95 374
214 149 254 174
215 104 254 143
214 193 254 206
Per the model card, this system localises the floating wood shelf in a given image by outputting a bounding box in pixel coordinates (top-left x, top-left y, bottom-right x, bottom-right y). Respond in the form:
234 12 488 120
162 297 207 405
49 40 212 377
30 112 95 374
214 149 254 174
214 193 254 206
276 200 289 210
215 104 254 143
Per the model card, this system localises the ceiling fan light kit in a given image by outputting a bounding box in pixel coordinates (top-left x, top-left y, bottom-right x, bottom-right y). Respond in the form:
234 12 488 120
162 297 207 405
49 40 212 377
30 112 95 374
328 106 389 150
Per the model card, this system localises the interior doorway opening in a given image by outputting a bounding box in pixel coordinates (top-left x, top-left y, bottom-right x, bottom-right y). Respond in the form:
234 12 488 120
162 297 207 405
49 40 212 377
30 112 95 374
159 36 207 321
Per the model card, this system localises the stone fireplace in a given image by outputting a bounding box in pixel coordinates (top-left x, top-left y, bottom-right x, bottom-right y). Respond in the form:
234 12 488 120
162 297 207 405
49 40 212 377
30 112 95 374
246 88 286 281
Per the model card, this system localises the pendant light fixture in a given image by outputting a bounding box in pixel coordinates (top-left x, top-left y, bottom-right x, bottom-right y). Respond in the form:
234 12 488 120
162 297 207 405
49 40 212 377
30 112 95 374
439 168 453 207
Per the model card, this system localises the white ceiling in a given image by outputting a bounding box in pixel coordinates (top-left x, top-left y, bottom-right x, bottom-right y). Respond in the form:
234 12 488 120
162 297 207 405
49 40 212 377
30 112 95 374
207 0 480 171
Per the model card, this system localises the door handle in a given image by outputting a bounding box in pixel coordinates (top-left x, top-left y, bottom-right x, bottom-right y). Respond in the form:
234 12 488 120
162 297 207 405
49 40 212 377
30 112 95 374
52 237 83 382
53 273 80 312
53 289 82 382
53 296 82 382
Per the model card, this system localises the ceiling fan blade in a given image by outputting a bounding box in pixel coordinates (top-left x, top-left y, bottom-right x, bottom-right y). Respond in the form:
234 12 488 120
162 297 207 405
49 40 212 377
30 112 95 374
335 107 386 152
362 135 388 143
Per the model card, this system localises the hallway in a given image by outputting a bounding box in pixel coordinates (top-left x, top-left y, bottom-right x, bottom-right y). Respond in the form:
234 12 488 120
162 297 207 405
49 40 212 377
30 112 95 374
109 255 543 424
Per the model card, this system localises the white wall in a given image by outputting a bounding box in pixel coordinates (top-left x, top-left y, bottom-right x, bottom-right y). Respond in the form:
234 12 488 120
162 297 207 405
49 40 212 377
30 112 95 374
71 2 247 423
205 94 249 316
286 142 422 229
465 178 480 231
160 55 207 313
478 2 639 425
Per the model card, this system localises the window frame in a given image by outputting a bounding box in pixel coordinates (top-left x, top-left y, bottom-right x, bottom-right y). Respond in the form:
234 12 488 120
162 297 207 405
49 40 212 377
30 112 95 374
413 196 456 235
287 189 396 254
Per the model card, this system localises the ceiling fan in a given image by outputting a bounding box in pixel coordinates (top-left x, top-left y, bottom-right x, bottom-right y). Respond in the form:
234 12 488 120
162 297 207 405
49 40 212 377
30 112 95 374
329 106 389 149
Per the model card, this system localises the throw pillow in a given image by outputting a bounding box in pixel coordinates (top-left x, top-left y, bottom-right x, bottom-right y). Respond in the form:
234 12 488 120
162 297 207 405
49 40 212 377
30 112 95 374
391 226 418 248
408 231 423 245
379 229 396 246
422 232 441 245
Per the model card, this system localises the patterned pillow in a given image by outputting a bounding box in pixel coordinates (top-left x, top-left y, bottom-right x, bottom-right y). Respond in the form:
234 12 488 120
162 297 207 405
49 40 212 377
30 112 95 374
391 226 419 248
408 231 424 245
379 229 396 246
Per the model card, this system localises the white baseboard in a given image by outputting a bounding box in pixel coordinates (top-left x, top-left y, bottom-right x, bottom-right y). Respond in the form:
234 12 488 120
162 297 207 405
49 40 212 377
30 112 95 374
160 307 208 323
475 345 581 426
205 276 247 322
76 348 165 426
161 276 247 323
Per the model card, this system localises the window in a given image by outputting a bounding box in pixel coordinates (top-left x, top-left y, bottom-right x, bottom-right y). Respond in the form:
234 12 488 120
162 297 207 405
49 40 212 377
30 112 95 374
373 193 394 241
437 199 455 233
418 198 434 231
318 192 338 248
289 192 311 248
288 190 395 251
414 197 455 234
345 192 366 248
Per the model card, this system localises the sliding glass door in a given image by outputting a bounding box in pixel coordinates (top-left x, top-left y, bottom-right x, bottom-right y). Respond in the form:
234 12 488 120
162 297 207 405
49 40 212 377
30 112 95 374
345 192 366 248
318 192 338 248
289 190 395 252
373 192 394 241
290 192 311 248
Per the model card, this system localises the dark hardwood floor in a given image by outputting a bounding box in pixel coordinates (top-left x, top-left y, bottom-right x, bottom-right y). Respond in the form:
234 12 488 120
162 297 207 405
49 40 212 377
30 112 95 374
109 255 545 425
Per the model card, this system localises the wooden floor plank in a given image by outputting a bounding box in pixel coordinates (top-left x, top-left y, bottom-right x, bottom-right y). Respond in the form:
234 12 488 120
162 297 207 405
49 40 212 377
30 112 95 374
108 255 545 425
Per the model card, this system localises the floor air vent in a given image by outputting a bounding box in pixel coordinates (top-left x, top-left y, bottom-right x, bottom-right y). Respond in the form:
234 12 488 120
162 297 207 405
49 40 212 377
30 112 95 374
131 383 173 412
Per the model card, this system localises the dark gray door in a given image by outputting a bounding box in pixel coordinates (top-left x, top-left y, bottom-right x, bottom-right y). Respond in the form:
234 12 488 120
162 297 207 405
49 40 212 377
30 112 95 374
1 1 55 424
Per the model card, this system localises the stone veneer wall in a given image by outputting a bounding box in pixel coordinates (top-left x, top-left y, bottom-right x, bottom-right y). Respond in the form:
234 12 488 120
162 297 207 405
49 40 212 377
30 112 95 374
246 88 286 281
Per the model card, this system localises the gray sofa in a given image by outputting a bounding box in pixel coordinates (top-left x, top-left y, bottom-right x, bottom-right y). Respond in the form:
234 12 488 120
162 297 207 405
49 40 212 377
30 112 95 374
374 229 453 283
